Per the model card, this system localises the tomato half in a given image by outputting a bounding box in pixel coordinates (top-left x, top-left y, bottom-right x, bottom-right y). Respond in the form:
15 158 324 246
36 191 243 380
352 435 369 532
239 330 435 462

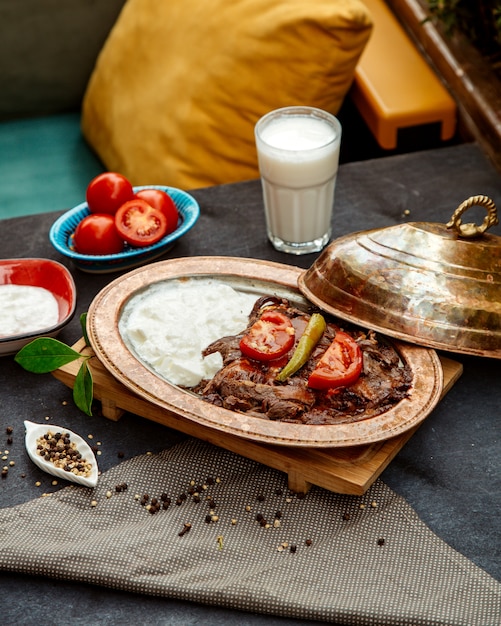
307 331 362 390
239 311 295 361
115 199 168 246
135 189 179 234
86 172 134 215
73 214 124 255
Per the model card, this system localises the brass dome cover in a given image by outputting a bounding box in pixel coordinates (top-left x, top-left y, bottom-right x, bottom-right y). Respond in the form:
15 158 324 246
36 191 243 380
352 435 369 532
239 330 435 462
299 196 501 358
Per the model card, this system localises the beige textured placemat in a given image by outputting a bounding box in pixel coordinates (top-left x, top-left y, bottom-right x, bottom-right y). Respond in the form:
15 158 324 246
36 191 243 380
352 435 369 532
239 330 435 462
0 439 499 625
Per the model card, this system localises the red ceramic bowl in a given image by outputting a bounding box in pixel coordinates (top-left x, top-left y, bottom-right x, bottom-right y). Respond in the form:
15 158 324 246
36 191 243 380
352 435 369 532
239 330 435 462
0 258 76 356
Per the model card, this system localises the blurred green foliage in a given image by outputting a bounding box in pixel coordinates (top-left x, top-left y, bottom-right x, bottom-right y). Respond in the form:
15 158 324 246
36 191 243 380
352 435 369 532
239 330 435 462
426 0 501 58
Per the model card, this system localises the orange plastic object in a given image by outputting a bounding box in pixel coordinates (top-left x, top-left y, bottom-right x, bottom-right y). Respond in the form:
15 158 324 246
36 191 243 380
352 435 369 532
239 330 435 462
352 0 456 149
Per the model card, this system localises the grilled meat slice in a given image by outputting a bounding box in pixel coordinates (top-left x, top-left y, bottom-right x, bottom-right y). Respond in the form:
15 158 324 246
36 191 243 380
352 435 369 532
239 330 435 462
201 357 316 420
195 301 412 425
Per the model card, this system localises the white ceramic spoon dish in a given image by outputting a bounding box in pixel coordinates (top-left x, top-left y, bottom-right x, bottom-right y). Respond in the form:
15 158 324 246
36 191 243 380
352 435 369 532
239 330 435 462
24 420 98 488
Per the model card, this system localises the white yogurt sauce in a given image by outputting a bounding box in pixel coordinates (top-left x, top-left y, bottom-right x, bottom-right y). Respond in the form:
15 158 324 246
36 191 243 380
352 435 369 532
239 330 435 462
119 279 260 387
0 284 59 338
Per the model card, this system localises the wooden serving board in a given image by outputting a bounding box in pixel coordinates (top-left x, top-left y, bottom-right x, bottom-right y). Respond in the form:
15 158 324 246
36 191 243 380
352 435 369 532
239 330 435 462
53 339 462 495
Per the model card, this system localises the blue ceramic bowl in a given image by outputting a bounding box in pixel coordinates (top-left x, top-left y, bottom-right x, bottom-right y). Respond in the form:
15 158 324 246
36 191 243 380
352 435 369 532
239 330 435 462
49 185 200 273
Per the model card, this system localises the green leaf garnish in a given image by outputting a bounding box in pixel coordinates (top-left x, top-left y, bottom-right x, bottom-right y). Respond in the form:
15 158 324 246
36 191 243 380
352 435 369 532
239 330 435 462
14 337 83 373
14 330 95 417
80 312 90 347
73 359 93 416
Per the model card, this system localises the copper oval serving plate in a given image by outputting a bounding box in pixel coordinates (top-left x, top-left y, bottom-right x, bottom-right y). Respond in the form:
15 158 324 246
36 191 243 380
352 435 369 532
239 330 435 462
86 257 443 447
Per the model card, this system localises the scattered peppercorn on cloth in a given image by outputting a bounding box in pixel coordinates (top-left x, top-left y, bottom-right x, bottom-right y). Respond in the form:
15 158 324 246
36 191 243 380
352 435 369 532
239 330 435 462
0 438 500 625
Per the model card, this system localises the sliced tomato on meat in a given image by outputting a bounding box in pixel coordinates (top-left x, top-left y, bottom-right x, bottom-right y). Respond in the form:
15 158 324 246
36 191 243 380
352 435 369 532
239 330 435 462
239 311 295 362
307 331 362 390
115 199 168 246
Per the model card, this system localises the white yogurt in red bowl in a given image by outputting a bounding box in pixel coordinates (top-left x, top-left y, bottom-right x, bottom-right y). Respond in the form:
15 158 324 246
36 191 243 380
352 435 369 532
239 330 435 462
0 258 76 356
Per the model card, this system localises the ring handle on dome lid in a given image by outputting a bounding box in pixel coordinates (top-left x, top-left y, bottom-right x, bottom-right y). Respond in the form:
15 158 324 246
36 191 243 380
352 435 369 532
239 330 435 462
446 195 499 238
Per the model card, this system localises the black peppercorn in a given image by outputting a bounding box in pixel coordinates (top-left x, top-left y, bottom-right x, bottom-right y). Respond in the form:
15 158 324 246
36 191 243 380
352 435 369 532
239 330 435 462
178 523 192 537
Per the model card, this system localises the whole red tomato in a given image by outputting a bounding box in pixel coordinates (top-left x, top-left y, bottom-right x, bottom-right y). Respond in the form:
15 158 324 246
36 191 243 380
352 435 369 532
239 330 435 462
135 189 179 234
86 172 134 215
73 214 124 255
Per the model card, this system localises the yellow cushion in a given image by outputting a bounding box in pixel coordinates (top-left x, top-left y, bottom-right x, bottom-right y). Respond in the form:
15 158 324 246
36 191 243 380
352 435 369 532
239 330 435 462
82 0 372 190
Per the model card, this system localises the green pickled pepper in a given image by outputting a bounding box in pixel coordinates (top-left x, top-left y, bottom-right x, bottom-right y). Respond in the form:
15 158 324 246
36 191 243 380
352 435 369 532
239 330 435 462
276 312 326 382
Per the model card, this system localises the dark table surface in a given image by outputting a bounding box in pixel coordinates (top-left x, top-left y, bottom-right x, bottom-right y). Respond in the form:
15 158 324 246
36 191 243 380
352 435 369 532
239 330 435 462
1 142 500 625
